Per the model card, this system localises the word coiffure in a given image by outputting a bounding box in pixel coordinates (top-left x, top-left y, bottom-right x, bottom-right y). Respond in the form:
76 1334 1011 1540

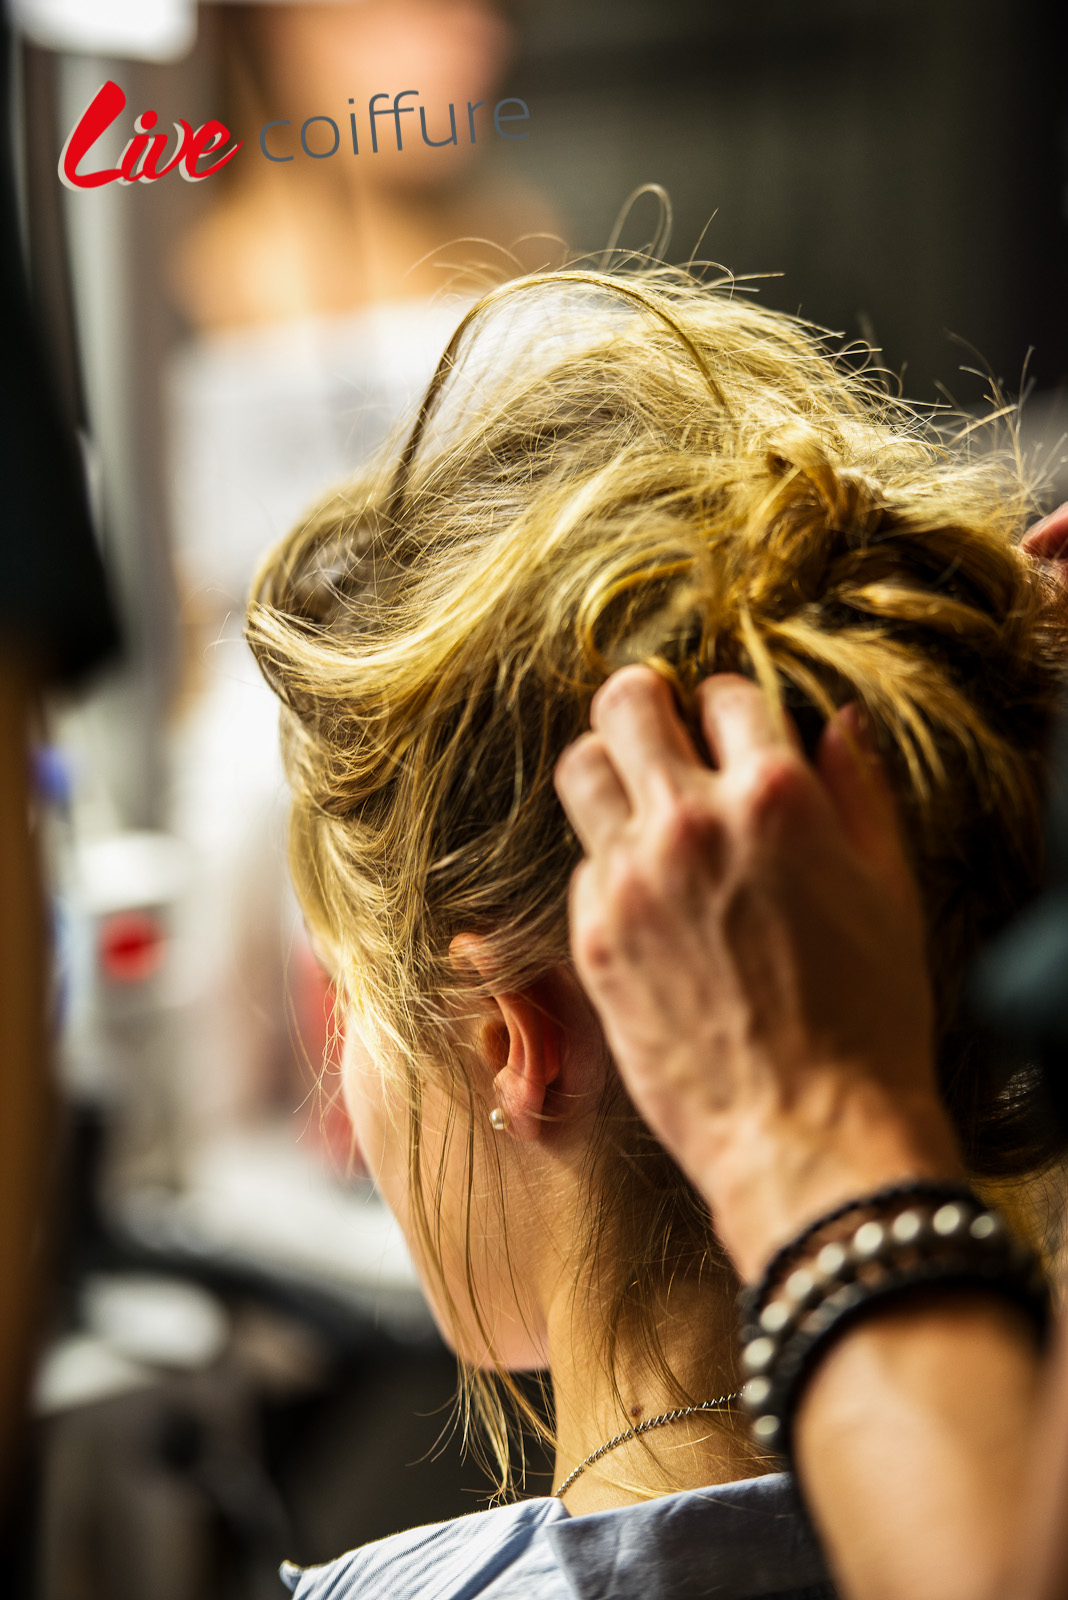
262 90 530 161
59 80 530 190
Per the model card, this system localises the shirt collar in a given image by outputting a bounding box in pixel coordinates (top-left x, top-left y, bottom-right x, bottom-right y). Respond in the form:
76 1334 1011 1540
281 1472 832 1600
544 1473 833 1600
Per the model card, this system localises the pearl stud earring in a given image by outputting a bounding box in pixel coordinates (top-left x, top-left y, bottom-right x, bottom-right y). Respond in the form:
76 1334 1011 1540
488 1106 510 1132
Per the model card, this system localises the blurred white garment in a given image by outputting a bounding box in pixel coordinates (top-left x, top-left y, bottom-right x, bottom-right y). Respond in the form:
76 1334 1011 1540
165 299 464 1141
168 299 466 607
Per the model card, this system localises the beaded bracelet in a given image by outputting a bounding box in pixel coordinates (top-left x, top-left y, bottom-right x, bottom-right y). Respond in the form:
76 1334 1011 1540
735 1179 983 1337
737 1183 1050 1460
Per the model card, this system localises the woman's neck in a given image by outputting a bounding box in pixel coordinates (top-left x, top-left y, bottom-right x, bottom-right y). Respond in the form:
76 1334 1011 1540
545 1269 764 1515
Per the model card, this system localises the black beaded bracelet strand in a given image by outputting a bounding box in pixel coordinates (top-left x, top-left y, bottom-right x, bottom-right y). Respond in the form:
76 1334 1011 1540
737 1187 1050 1461
736 1178 982 1336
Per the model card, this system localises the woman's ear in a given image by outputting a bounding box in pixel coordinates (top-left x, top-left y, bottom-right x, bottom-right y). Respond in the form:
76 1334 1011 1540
448 933 562 1143
490 987 561 1143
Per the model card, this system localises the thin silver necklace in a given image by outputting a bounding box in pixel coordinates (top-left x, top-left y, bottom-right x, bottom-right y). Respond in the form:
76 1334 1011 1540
554 1393 741 1500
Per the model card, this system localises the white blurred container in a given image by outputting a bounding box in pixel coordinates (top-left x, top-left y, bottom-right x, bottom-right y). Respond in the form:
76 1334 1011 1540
61 830 192 1194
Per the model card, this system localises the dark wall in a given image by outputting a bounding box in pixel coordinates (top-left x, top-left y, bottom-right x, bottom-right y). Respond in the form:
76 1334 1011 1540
496 0 1068 404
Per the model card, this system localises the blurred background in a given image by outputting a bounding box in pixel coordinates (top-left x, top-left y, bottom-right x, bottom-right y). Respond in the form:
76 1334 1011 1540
3 1 1067 1595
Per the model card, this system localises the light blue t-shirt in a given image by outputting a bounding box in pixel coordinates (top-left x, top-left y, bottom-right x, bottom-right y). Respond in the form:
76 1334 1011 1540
280 1471 836 1599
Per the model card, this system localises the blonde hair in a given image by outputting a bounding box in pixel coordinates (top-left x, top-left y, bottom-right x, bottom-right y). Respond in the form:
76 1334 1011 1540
248 265 1068 1488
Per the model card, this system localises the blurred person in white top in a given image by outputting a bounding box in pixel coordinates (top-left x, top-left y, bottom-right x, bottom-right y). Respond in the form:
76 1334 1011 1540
164 1 555 1147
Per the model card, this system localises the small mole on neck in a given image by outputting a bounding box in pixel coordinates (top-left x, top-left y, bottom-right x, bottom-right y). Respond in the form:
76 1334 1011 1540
629 1404 643 1419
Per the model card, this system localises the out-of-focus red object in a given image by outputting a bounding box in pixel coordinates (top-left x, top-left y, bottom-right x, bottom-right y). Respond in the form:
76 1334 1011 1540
291 933 365 1175
98 909 166 984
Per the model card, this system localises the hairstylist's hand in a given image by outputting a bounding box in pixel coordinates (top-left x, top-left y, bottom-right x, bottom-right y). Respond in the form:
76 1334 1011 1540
1023 501 1068 569
554 668 964 1281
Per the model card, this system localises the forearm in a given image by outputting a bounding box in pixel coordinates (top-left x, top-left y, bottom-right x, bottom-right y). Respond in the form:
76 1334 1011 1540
794 1295 1041 1600
694 1088 1044 1600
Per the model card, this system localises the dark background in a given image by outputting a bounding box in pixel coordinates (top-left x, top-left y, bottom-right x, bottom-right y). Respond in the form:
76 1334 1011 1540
499 0 1068 406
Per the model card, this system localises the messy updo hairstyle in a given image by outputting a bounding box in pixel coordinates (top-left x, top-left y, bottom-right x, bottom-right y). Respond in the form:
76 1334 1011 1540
248 266 1068 1487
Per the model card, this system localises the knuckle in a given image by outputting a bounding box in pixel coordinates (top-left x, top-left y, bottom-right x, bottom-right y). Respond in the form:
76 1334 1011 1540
652 792 723 866
740 750 811 829
574 919 618 976
604 853 661 926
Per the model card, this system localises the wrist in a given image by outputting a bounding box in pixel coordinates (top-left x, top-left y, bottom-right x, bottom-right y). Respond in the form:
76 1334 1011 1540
692 1076 964 1283
737 1181 1049 1462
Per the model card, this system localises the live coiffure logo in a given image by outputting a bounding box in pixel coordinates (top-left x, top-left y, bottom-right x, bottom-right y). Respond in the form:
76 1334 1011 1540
59 78 532 189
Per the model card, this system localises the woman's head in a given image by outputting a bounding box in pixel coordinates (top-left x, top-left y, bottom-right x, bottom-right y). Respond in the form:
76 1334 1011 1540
247 265 1067 1472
